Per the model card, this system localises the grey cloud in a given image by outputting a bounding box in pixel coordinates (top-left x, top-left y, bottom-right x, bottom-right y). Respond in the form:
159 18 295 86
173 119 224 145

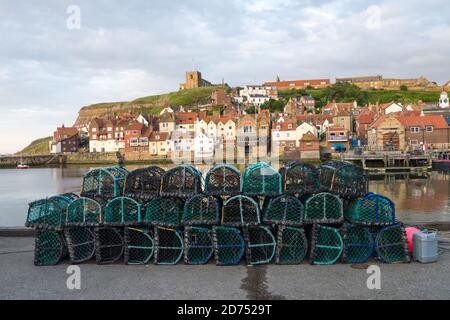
0 0 449 153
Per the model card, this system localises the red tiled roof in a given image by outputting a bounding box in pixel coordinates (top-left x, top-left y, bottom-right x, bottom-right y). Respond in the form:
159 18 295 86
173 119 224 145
272 121 296 131
443 80 450 87
397 115 449 129
176 112 197 125
55 127 78 142
127 122 144 131
370 113 449 130
358 110 377 125
149 132 169 142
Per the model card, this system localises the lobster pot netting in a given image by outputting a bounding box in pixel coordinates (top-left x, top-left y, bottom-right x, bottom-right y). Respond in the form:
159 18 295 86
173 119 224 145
26 193 78 230
263 195 304 226
222 195 261 227
242 163 282 196
66 197 104 226
64 228 96 264
104 197 142 226
154 227 184 265
124 166 165 201
375 224 410 264
160 165 203 197
244 226 276 265
182 194 220 226
276 226 308 265
34 230 68 266
213 226 245 266
309 225 343 265
145 197 184 227
320 161 368 199
124 228 154 265
303 193 343 224
346 193 396 226
184 227 214 265
341 224 374 264
94 227 124 264
280 161 321 196
81 167 128 200
205 164 241 196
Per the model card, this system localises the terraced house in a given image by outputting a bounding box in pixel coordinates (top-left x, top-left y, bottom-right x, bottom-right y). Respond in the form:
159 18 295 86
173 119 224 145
89 118 121 153
124 122 152 153
50 126 80 154
368 113 450 151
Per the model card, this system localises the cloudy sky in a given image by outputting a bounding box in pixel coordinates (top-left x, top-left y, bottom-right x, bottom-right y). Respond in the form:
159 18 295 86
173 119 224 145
0 0 449 153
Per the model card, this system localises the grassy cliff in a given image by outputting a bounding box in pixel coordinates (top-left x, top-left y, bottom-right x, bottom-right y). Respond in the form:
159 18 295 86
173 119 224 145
76 85 229 126
16 136 52 155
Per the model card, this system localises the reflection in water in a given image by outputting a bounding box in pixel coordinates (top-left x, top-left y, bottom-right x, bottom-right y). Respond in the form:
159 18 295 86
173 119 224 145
0 165 448 227
369 172 450 224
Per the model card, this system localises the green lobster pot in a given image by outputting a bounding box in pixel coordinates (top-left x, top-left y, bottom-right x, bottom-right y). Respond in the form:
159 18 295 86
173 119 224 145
242 162 282 196
244 226 276 266
64 227 96 264
94 227 124 265
145 197 184 227
34 230 68 266
26 193 78 230
276 226 308 265
320 161 368 199
124 228 155 265
81 166 128 200
346 193 396 226
205 164 241 196
309 225 343 265
160 165 203 197
184 227 214 265
212 226 245 266
182 194 220 226
375 224 410 264
66 197 104 227
104 197 142 226
263 195 304 226
341 223 374 264
280 161 321 196
154 227 184 265
222 195 261 227
303 192 343 225
123 166 165 201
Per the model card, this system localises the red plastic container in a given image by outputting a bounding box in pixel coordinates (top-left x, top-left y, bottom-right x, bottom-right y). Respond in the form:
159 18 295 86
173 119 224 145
405 227 421 253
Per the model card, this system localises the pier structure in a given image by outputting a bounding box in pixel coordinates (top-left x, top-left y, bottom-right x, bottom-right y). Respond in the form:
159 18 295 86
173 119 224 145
341 151 432 174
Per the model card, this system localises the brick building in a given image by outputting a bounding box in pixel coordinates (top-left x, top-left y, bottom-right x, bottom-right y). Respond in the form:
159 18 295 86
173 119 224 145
263 79 330 90
51 126 80 154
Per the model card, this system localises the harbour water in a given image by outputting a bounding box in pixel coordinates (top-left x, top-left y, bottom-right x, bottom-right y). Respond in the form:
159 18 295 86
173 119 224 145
0 165 449 227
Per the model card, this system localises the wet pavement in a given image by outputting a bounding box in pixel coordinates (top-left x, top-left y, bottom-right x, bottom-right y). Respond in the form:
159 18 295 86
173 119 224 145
1 236 449 300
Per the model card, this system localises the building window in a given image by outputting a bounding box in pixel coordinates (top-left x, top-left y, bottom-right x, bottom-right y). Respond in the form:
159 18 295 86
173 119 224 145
92 128 97 132
410 127 420 133
425 126 433 133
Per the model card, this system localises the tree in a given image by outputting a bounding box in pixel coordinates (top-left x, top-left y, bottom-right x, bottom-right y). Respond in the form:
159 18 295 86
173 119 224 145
400 85 408 91
260 99 285 113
